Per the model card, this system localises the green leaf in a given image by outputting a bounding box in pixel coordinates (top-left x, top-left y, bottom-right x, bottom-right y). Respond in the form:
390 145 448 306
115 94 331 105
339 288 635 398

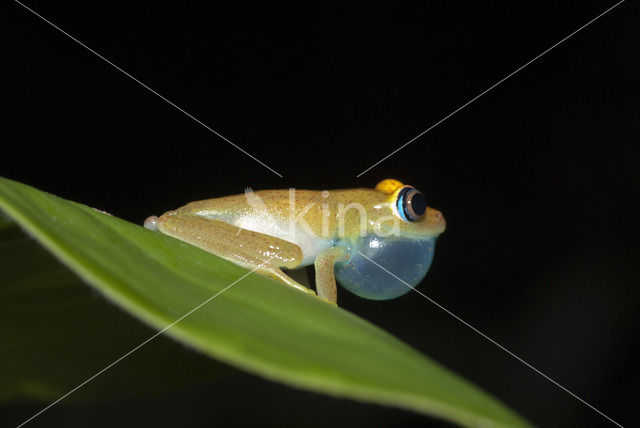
0 177 532 428
0 222 231 404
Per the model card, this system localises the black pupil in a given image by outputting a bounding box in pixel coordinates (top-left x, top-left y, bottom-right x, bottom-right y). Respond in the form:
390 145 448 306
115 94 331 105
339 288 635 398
408 191 427 217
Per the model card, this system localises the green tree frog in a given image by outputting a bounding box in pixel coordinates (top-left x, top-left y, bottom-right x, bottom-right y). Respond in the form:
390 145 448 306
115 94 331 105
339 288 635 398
144 179 445 305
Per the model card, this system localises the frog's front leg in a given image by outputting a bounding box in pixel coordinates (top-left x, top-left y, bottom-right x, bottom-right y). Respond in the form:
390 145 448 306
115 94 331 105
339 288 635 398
314 247 348 304
145 211 315 296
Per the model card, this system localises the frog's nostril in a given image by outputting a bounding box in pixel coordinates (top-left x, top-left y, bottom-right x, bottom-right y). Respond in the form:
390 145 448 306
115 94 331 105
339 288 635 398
426 208 446 232
426 208 442 220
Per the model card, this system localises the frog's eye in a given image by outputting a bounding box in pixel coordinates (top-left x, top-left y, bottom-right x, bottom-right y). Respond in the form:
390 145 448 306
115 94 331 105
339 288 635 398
396 187 427 222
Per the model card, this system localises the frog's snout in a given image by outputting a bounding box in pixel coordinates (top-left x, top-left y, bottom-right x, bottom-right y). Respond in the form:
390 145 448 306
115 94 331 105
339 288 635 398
426 207 446 233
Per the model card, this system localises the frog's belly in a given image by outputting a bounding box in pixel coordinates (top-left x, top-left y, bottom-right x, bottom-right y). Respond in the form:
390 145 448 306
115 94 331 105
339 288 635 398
232 216 333 267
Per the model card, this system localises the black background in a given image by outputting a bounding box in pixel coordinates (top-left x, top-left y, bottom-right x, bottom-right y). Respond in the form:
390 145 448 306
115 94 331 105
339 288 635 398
2 1 639 427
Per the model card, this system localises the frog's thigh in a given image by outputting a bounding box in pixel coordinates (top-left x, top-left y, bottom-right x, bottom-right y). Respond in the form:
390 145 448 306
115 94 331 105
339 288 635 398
314 247 348 304
157 213 314 295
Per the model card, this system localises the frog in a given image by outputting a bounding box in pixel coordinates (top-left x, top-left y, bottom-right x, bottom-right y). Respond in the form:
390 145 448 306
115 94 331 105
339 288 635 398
144 179 445 305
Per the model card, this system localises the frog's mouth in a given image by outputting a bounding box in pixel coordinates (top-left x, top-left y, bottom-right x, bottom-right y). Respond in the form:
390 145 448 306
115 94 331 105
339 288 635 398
334 235 437 300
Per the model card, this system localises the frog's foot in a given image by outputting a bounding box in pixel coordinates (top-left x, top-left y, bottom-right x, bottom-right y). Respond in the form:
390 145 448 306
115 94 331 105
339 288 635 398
259 268 336 305
253 266 339 306
144 215 159 231
276 269 335 305
268 268 317 296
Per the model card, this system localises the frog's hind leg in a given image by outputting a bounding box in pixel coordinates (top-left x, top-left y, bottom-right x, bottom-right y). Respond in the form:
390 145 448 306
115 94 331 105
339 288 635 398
155 212 315 296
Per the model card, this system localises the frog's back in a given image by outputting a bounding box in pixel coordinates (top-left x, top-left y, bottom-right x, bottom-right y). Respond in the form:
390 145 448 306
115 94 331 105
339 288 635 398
178 189 313 220
179 187 383 227
174 187 384 266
